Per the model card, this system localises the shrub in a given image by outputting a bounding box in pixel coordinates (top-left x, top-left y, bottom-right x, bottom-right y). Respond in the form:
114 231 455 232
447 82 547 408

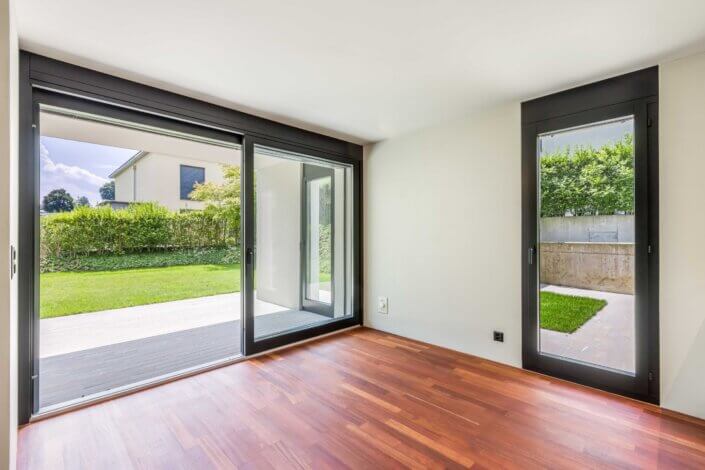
41 247 240 273
540 135 634 217
41 202 239 258
319 223 331 275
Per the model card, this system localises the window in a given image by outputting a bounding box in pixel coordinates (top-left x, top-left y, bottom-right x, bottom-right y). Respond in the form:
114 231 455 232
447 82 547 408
521 67 659 403
18 52 362 423
180 165 205 200
244 142 357 354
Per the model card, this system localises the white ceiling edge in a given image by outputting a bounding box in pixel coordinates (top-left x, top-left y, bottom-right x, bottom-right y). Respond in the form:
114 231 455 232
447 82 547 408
20 40 369 146
519 42 705 105
16 0 705 148
24 36 705 148
376 41 705 147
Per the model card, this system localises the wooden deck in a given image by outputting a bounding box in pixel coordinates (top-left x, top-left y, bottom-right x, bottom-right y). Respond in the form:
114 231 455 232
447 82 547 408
39 310 328 409
20 328 705 469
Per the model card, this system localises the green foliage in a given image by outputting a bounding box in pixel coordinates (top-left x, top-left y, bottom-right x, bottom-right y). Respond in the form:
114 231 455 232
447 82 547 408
42 188 74 213
540 291 607 333
190 165 241 238
75 196 90 207
540 135 634 217
318 223 331 275
41 247 240 273
41 202 239 259
99 181 115 200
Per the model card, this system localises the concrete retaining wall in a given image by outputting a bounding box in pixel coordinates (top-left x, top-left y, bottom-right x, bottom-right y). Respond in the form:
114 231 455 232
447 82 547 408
540 215 634 243
540 242 634 294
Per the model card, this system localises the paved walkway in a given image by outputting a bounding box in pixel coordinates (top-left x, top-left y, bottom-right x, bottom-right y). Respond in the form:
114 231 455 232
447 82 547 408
40 293 286 357
540 285 635 373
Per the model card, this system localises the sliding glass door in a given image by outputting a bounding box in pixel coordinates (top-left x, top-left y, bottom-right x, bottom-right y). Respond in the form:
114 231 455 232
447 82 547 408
242 140 357 354
522 68 659 403
19 53 362 422
32 93 244 413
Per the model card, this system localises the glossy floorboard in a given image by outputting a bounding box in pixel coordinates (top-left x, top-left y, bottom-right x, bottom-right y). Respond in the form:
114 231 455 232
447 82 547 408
18 328 705 469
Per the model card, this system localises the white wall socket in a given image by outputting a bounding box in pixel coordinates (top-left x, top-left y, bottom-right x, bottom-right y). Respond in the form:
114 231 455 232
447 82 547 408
378 296 389 314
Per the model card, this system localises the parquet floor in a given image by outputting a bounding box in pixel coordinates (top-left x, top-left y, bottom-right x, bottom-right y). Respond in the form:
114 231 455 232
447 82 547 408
17 327 705 469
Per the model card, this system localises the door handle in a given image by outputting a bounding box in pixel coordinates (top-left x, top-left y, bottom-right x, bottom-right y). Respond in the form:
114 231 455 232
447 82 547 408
528 246 535 265
246 247 254 266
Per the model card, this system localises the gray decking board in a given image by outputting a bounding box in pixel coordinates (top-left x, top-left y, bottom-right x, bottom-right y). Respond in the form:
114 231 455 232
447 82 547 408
40 310 329 409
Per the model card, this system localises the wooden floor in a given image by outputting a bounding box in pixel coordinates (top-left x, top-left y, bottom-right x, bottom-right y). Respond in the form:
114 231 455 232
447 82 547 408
18 328 705 469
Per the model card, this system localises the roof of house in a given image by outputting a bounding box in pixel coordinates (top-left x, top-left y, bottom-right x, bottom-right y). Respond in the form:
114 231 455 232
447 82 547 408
108 151 149 178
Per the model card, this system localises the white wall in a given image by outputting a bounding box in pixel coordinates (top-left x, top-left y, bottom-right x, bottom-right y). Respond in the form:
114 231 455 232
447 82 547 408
364 54 705 420
113 166 134 203
0 0 17 467
114 153 229 211
255 159 302 310
364 103 522 366
659 51 705 420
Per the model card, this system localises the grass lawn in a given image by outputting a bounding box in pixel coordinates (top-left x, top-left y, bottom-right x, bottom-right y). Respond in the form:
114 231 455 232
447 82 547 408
540 291 607 333
40 264 241 319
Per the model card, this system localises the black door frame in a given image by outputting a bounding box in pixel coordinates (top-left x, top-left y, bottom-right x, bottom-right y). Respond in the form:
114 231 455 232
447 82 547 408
18 51 363 424
26 90 244 417
521 67 659 404
241 136 361 356
301 163 336 317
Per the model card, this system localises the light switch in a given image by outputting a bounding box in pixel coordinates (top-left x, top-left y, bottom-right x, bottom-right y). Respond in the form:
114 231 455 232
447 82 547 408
378 296 388 314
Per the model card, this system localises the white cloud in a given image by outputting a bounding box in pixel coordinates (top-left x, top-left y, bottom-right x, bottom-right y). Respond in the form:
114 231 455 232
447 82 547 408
40 144 109 206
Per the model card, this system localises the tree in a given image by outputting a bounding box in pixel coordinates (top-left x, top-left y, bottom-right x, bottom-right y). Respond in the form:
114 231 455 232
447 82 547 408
540 135 634 217
75 196 90 207
190 165 241 244
43 189 74 213
99 181 115 200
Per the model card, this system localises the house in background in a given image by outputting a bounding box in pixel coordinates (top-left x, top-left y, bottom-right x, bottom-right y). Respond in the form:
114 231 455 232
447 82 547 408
39 108 237 212
109 151 228 211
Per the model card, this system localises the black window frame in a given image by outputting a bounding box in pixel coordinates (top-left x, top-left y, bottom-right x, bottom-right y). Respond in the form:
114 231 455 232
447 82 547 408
301 163 336 318
521 67 659 404
242 136 361 355
18 51 363 424
179 164 205 200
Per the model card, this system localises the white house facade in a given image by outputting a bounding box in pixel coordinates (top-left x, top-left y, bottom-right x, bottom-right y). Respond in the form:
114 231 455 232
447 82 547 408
110 151 228 211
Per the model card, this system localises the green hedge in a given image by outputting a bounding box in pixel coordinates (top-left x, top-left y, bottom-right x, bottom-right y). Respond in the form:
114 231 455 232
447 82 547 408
319 223 331 275
41 203 239 258
540 135 634 217
41 247 240 273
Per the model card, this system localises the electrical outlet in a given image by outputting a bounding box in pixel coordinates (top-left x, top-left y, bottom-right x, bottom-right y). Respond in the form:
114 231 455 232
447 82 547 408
378 296 388 314
493 331 504 342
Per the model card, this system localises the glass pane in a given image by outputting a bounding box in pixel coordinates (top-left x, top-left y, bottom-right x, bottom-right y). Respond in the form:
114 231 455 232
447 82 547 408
537 116 635 373
253 145 353 341
306 176 332 304
38 107 242 410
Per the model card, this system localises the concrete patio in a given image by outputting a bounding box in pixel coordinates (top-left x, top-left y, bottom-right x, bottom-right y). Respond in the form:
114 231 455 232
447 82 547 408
41 293 286 357
540 284 635 373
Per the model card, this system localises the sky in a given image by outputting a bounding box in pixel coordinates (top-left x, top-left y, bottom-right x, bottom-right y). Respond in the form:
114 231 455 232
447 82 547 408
40 136 137 206
539 117 634 157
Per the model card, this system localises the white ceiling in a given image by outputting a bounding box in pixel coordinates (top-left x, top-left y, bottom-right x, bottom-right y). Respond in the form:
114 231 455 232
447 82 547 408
15 0 705 144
